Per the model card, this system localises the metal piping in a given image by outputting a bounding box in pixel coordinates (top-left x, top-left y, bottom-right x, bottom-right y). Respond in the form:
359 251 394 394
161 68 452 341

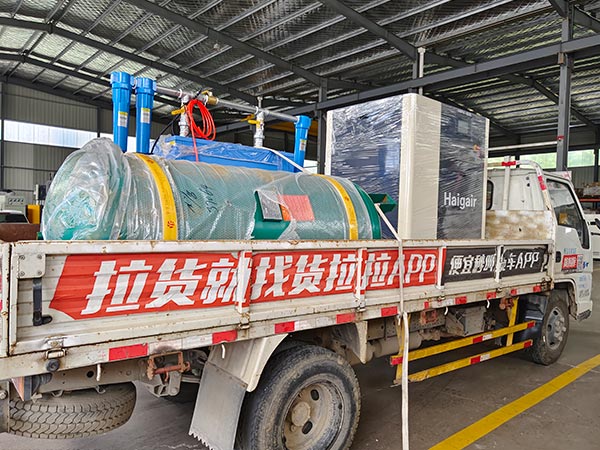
155 86 298 123
489 141 558 152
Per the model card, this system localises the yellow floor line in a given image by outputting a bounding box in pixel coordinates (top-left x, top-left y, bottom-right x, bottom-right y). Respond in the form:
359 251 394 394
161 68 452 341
430 353 600 450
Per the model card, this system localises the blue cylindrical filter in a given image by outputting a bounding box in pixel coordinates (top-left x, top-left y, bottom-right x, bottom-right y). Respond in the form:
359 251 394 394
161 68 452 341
134 77 156 154
110 72 133 152
293 115 311 169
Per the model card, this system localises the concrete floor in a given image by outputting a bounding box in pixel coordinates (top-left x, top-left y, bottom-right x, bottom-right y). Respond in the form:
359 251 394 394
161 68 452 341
3 268 600 450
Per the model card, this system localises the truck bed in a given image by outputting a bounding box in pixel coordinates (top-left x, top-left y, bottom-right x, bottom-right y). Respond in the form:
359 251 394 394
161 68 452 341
0 238 552 380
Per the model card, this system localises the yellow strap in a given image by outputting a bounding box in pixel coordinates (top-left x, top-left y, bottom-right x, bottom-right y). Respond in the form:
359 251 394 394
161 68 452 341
135 154 178 240
318 175 359 240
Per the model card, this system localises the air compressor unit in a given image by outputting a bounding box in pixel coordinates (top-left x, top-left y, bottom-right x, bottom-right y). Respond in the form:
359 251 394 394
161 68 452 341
326 93 489 240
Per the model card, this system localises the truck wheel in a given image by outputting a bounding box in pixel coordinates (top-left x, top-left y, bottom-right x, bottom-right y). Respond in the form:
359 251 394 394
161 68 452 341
238 344 360 450
9 382 136 439
529 296 569 365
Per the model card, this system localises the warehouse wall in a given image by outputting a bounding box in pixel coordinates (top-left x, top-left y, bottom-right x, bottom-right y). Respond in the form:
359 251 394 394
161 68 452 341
3 142 71 203
0 82 165 203
570 166 598 189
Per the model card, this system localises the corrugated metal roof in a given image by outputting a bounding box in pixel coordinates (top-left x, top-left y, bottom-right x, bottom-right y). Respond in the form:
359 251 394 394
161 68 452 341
0 0 598 139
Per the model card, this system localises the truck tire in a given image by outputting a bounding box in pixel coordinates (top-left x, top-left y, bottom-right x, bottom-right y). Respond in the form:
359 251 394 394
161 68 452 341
529 295 569 365
238 344 360 450
9 382 136 439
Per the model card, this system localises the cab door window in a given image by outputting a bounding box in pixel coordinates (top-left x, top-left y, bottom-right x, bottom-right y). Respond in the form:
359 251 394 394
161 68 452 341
547 179 589 249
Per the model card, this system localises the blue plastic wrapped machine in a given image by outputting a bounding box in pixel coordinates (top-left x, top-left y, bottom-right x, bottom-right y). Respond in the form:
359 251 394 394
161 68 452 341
156 136 298 172
326 94 489 240
42 138 386 241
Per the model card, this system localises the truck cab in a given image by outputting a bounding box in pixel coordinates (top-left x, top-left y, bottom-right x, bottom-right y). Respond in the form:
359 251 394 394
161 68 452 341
487 162 593 319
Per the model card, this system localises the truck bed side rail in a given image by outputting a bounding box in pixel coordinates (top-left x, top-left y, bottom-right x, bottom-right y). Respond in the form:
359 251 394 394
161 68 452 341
0 238 552 380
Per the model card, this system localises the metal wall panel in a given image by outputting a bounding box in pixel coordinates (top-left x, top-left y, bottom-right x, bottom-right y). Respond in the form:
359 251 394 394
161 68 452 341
99 108 168 137
570 166 596 188
4 84 98 132
3 141 73 203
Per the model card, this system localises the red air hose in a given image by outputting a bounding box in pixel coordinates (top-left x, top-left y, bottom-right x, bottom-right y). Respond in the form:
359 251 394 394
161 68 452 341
186 99 216 161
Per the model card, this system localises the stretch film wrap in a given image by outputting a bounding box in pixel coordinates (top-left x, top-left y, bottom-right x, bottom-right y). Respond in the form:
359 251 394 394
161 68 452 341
42 138 378 241
327 93 489 240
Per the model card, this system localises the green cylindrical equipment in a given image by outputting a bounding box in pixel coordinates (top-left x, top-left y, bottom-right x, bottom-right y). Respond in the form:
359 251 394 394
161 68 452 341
42 138 387 241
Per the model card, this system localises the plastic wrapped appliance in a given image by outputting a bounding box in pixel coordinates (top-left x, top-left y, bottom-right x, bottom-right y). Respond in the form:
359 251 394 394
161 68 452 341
42 138 386 241
326 94 489 240
155 136 298 172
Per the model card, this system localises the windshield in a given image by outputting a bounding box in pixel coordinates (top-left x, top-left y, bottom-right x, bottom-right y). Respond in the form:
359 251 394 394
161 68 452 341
0 213 28 223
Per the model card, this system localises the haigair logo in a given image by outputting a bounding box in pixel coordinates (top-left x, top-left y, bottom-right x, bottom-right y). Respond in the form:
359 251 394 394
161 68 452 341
443 192 477 210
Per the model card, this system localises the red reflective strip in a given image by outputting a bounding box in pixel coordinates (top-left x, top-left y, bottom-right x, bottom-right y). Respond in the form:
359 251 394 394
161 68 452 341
108 343 148 361
527 321 535 329
486 292 495 300
390 356 403 366
470 356 481 364
455 296 467 305
537 175 547 191
510 289 518 296
212 330 238 344
336 313 356 324
473 336 484 344
533 285 542 293
274 321 296 334
557 135 564 141
501 161 517 166
381 306 398 317
524 340 533 348
424 301 430 309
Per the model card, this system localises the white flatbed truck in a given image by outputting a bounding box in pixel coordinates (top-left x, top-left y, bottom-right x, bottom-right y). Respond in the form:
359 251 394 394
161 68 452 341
0 161 593 450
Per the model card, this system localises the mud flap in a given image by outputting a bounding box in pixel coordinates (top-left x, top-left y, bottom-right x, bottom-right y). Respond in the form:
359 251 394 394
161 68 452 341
189 361 247 450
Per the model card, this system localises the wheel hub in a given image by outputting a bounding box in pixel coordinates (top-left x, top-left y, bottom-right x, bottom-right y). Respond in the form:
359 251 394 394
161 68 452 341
283 382 344 450
291 401 311 427
546 306 567 349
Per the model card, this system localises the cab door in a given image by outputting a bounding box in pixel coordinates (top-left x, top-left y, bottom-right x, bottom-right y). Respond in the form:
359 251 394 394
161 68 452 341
546 177 593 317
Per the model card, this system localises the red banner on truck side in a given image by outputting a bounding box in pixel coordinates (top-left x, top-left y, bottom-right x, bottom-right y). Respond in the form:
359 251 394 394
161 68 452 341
50 248 441 319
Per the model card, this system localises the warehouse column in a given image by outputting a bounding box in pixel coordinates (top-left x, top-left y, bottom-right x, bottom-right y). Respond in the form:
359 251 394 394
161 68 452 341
556 7 574 171
96 106 101 138
594 130 600 182
317 81 328 174
0 82 5 190
410 47 426 95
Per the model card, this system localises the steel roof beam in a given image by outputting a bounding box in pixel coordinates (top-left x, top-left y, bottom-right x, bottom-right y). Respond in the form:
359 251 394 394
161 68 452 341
3 0 76 77
217 32 600 133
503 74 596 129
433 94 518 138
238 0 524 96
191 0 445 80
548 0 600 32
34 0 125 85
0 53 181 110
0 17 257 105
1 76 173 126
231 0 514 92
416 3 551 47
318 0 462 68
123 0 364 91
319 0 417 60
